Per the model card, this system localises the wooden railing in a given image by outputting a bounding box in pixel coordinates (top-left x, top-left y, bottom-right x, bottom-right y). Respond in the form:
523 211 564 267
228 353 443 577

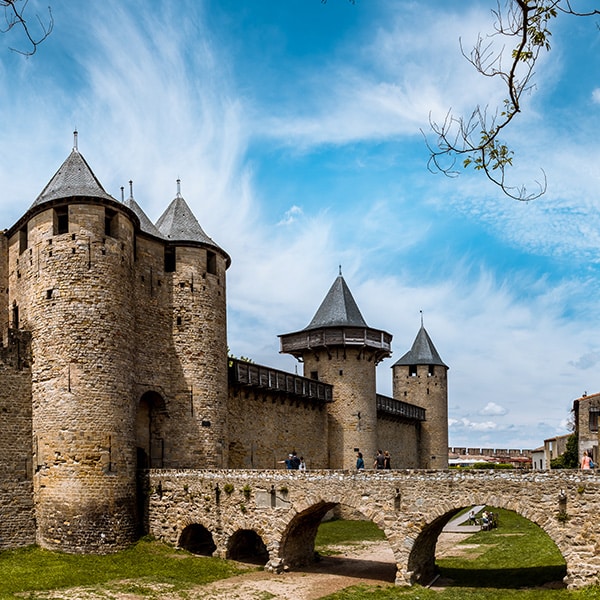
376 394 425 421
229 359 333 402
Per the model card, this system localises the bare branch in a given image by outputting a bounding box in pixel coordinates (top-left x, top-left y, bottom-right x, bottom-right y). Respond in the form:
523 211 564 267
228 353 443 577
1 0 53 56
425 0 597 201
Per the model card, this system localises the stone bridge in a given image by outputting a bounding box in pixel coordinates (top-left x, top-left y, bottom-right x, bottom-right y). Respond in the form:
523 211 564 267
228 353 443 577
145 469 600 588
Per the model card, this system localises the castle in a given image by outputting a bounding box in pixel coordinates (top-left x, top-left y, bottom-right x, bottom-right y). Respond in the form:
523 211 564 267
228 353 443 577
0 135 448 554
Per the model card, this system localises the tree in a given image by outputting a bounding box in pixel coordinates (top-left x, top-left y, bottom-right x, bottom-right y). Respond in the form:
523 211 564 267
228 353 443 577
1 0 53 56
425 1 600 201
550 432 579 468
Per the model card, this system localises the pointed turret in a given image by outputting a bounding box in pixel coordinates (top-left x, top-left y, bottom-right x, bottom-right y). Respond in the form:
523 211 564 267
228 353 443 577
305 273 368 330
31 137 115 208
123 180 162 237
393 325 447 369
279 271 392 469
155 180 230 266
392 319 448 469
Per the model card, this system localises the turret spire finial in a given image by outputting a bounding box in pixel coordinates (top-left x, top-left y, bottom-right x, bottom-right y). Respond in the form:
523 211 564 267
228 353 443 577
338 264 342 276
120 186 124 202
129 180 134 199
176 178 182 198
73 129 78 151
420 310 424 327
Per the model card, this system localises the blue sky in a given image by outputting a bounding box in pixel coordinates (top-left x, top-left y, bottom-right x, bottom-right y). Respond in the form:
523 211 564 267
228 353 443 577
2 0 600 450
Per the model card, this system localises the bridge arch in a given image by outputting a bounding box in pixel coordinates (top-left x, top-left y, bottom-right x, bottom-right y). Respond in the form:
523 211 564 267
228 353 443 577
227 529 269 564
407 498 569 587
178 523 217 556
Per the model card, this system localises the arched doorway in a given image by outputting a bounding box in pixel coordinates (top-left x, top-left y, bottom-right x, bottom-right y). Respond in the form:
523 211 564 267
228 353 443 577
227 529 269 565
179 524 217 556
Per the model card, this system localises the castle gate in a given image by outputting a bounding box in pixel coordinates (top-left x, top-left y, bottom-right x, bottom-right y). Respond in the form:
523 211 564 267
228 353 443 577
146 469 600 589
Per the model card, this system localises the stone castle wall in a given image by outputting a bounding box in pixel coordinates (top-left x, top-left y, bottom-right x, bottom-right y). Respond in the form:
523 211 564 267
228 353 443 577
375 416 420 468
0 330 35 550
227 388 330 469
393 363 448 468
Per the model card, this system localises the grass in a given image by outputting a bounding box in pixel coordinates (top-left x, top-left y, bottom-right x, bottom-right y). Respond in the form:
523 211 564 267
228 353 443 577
0 538 247 599
316 518 386 549
319 508 581 600
436 507 567 587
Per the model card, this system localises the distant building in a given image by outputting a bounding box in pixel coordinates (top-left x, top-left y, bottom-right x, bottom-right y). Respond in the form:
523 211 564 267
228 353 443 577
573 392 600 464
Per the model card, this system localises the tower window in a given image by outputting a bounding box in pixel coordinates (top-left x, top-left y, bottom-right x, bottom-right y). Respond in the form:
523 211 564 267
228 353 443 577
207 250 217 275
164 247 176 272
590 409 600 432
409 365 417 376
428 365 435 376
105 208 117 237
310 371 318 380
18 227 28 254
11 303 18 329
54 207 69 235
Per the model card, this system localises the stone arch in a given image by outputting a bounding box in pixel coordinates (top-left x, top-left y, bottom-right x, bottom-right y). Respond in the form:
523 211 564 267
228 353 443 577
136 391 167 469
227 529 269 564
279 498 396 576
407 501 568 587
179 523 217 556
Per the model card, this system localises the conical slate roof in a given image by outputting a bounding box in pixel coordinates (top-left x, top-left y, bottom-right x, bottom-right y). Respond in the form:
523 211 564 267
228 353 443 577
32 147 114 208
124 195 162 237
305 274 368 330
393 325 447 368
156 193 216 245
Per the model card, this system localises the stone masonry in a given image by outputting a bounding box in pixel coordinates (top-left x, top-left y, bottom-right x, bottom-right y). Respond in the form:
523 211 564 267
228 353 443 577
0 137 448 557
147 468 600 589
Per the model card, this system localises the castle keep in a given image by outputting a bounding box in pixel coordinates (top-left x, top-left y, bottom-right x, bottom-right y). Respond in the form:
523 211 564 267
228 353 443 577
0 137 448 553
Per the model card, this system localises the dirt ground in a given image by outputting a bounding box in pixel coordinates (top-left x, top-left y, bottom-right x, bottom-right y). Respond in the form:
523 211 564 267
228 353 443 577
22 532 473 600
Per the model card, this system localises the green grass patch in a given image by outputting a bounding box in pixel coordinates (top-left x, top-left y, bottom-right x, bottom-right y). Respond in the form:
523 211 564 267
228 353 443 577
316 519 386 548
437 507 566 588
0 538 246 598
320 585 600 599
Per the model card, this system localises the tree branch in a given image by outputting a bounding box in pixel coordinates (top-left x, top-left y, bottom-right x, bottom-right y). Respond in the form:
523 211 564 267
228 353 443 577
1 0 53 56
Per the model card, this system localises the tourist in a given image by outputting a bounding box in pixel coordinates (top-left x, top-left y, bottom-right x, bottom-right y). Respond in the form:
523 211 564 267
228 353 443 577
383 451 391 469
356 452 364 470
373 450 385 469
581 450 592 470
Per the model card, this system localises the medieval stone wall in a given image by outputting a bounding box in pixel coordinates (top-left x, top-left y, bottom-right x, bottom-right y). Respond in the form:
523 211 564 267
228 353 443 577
393 363 448 468
147 468 600 589
0 331 35 550
303 347 378 470
227 388 329 469
375 416 420 468
8 202 139 553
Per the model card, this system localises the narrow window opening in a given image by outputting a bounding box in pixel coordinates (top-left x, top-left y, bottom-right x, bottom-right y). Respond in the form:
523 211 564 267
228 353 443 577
428 365 435 376
310 371 318 380
54 207 69 235
19 227 28 254
207 250 217 275
11 303 19 329
176 316 182 326
105 208 117 237
590 409 599 433
409 365 417 376
46 289 53 300
164 247 176 272
403 391 407 397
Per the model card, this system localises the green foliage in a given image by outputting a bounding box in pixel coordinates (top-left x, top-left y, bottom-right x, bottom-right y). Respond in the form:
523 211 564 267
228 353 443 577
551 433 579 469
0 539 245 598
223 483 234 494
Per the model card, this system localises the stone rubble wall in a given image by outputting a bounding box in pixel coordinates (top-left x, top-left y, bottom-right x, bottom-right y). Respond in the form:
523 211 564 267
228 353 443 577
147 468 600 589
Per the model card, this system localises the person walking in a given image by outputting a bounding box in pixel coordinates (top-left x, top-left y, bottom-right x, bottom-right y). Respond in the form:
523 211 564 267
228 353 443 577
356 452 364 470
373 450 385 469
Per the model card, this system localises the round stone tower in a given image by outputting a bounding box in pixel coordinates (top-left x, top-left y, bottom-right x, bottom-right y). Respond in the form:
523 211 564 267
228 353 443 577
392 318 448 469
7 137 139 552
155 181 230 468
279 271 392 469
